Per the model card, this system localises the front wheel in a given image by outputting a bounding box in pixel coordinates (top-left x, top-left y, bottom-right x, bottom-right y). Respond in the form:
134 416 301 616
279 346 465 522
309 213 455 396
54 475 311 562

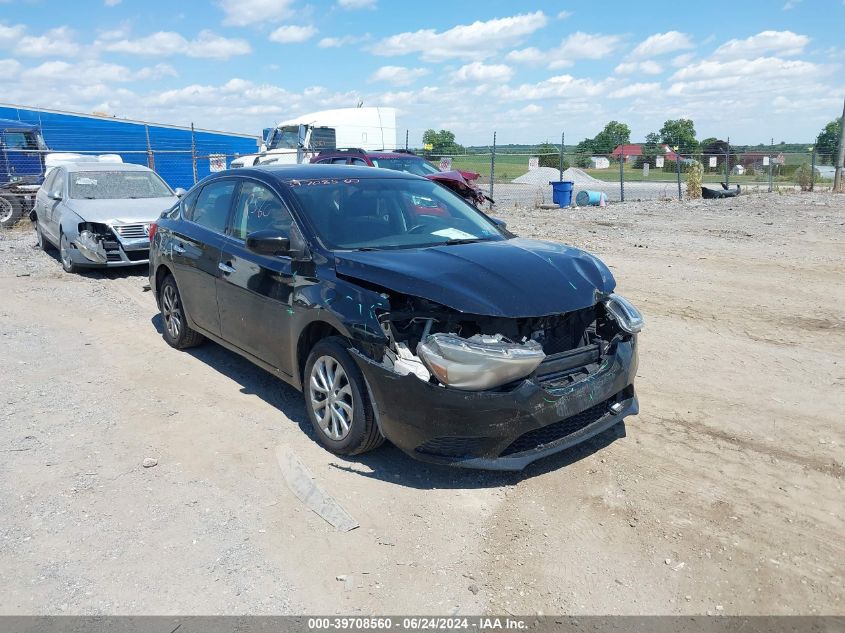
59 232 80 273
159 275 205 349
304 337 384 455
35 220 53 252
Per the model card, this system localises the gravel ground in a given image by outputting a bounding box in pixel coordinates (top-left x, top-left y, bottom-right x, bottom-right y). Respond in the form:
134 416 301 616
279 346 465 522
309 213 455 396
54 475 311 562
0 190 843 615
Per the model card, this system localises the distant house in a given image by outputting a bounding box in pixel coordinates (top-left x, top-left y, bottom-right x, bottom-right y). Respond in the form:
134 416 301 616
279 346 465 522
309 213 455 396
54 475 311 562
610 144 680 163
590 156 610 169
733 164 746 175
741 152 785 170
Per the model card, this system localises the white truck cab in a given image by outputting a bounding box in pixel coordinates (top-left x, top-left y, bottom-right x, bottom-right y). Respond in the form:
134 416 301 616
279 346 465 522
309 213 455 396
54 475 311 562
230 106 397 168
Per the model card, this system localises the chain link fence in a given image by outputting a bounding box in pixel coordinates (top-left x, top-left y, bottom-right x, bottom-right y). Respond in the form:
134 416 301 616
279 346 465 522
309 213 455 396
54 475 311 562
425 143 842 208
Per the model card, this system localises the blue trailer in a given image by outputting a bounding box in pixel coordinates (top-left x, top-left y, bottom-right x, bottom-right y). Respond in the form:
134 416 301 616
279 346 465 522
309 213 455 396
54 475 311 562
0 104 260 226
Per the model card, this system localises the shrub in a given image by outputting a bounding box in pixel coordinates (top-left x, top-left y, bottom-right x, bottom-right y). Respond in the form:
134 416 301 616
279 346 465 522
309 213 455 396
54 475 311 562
686 161 703 199
795 163 812 191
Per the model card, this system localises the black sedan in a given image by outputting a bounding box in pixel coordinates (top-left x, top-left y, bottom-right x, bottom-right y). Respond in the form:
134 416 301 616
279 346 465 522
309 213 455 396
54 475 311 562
149 165 643 470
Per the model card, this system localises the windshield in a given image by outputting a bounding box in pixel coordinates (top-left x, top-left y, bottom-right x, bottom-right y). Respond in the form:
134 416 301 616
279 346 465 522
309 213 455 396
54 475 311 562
69 171 173 199
268 127 299 150
371 157 440 176
288 177 505 250
4 131 39 150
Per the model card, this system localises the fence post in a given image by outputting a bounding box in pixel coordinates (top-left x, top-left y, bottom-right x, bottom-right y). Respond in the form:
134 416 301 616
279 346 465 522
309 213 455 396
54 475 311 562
489 131 496 208
834 96 845 192
810 146 816 191
405 129 409 151
676 150 682 200
190 123 198 185
725 136 730 189
144 124 155 170
559 132 564 182
619 153 624 202
768 137 773 193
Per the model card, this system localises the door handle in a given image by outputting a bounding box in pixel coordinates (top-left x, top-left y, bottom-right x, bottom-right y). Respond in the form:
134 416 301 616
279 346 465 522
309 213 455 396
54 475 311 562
173 243 186 254
218 262 236 274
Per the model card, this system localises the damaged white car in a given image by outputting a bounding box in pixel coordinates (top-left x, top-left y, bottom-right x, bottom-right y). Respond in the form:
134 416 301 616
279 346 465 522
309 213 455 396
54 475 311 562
31 162 181 273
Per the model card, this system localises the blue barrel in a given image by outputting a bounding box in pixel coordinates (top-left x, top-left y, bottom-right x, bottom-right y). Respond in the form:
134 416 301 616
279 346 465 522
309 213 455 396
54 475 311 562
576 190 605 206
550 181 574 207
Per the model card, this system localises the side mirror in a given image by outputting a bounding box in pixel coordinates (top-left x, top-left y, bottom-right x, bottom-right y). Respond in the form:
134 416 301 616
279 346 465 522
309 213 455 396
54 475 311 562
246 230 290 256
174 187 187 198
47 191 62 201
489 216 507 230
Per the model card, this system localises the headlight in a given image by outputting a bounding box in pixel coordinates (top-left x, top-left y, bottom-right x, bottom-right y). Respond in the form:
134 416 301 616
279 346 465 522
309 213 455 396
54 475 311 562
417 333 545 391
604 293 644 334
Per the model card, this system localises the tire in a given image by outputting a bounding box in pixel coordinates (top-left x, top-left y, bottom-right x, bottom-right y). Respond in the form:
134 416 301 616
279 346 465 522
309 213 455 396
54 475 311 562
303 336 385 455
35 219 53 252
159 274 205 349
59 231 80 274
0 194 22 229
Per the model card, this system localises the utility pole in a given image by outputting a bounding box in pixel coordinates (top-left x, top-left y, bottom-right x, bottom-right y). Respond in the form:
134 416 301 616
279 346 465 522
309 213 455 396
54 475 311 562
144 124 155 170
725 136 730 189
834 96 845 192
405 129 409 151
768 137 773 193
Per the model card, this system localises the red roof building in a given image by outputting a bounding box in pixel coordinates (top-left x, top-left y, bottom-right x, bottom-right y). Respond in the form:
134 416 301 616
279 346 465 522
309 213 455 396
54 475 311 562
611 144 680 162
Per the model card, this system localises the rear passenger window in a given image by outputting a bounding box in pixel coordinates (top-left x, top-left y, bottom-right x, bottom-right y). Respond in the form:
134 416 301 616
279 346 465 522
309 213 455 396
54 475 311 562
187 180 236 233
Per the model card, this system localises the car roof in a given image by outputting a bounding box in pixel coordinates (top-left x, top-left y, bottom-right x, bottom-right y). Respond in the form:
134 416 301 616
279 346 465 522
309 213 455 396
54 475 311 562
232 163 427 182
0 118 40 131
63 162 155 173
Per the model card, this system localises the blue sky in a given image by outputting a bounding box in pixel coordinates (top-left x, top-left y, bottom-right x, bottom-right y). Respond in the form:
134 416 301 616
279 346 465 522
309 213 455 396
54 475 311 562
1 0 843 145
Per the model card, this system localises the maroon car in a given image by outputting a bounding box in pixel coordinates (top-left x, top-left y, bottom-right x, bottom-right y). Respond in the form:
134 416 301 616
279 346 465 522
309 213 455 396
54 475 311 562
310 149 492 208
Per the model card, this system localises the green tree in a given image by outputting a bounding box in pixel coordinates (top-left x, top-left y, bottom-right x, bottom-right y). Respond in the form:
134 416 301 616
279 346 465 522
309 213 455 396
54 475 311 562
573 138 594 168
536 141 569 170
659 119 698 153
815 119 842 165
422 129 464 155
591 120 631 154
701 139 737 172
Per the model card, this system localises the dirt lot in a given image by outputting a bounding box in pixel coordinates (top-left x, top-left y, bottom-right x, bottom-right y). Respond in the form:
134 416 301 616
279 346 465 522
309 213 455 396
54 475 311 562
1 191 843 616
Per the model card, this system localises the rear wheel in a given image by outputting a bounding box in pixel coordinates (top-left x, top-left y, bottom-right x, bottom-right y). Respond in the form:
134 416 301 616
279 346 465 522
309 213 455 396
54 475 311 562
159 274 205 349
0 194 22 228
304 336 384 455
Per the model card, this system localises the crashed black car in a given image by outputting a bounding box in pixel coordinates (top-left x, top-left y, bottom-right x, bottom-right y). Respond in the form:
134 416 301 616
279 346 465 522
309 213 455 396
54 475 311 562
148 165 643 470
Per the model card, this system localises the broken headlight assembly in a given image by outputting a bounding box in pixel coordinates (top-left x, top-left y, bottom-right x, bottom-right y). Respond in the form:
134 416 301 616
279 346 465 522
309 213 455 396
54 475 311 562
603 293 644 334
74 224 110 264
417 333 546 391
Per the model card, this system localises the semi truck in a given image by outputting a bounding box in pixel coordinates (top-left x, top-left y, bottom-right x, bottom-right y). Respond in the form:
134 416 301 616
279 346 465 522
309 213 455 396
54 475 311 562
0 118 47 228
230 107 397 168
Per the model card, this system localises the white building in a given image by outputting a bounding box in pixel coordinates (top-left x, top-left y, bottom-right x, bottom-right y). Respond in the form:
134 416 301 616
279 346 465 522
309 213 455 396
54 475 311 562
590 156 610 169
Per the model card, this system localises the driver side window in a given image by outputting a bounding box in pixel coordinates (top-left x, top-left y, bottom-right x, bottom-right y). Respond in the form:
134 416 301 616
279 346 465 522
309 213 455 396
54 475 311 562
51 169 65 198
230 181 293 241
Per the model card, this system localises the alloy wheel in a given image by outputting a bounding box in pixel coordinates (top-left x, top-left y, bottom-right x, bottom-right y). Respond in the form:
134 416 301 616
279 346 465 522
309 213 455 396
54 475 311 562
309 355 354 441
0 198 12 224
161 283 183 339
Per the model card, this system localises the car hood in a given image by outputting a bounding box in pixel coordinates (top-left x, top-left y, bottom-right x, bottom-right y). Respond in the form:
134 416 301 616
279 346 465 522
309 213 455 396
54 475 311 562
64 196 178 224
334 237 616 317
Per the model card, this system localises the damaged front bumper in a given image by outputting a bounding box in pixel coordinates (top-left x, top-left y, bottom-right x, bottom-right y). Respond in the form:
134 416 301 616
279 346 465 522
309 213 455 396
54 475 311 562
351 337 638 470
68 224 151 267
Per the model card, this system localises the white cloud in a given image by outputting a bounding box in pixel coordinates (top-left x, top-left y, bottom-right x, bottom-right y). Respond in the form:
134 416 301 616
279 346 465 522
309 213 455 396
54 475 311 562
557 10 573 19
669 56 829 94
368 65 429 86
712 30 809 59
783 0 801 9
498 74 611 101
27 59 177 83
218 0 295 26
104 0 122 5
451 62 513 83
508 32 623 69
671 52 694 67
630 31 693 58
18 26 80 57
373 11 548 61
269 25 317 43
318 34 370 48
609 82 660 98
102 30 251 59
0 23 25 48
0 57 20 76
337 0 376 8
614 60 663 75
